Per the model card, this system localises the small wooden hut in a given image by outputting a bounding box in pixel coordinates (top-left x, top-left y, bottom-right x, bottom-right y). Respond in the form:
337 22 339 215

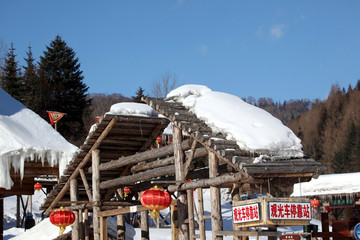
0 87 77 239
292 172 360 240
41 93 325 240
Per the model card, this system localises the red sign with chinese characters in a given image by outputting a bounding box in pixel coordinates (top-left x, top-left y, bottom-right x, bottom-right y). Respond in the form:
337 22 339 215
233 203 260 223
280 234 301 240
268 202 311 220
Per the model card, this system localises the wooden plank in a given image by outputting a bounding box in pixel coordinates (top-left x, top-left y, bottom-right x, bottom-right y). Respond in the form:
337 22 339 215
44 117 117 216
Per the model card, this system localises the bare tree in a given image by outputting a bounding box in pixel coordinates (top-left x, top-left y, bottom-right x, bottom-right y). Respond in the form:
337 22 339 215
150 72 177 98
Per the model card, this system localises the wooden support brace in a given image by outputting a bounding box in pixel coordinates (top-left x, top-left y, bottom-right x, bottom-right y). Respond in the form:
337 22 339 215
45 117 117 215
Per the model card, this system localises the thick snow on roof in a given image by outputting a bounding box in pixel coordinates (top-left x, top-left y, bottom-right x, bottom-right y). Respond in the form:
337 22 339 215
0 88 78 189
107 102 159 117
166 84 304 158
291 172 360 197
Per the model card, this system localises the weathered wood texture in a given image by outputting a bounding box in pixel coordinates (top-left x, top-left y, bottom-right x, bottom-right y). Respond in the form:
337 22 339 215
92 149 101 240
94 139 191 172
70 179 79 240
173 125 189 240
44 117 117 215
209 152 223 240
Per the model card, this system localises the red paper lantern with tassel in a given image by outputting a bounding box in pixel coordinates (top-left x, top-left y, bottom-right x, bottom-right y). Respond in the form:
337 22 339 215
34 182 43 192
311 198 320 210
50 207 75 235
140 186 172 219
124 186 131 197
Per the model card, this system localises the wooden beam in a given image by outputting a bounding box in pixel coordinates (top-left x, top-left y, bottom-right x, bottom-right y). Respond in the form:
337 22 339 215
99 165 175 189
79 169 92 201
167 172 245 192
138 119 167 152
98 205 148 218
183 139 198 179
131 147 207 173
44 117 117 216
94 139 191 172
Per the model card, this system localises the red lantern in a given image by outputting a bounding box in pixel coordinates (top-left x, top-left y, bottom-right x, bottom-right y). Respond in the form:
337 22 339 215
311 198 320 210
50 207 75 235
34 182 43 192
156 136 162 145
324 206 333 212
124 187 131 197
140 186 172 219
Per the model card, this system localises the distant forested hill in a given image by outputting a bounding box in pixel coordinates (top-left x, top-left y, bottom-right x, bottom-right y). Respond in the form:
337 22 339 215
286 81 360 174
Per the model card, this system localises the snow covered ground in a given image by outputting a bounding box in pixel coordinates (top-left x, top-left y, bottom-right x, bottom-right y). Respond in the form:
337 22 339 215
4 188 321 240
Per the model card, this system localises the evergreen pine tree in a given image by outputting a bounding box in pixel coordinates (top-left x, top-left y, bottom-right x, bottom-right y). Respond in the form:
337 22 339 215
39 35 91 143
0 43 23 101
132 87 146 103
23 45 39 109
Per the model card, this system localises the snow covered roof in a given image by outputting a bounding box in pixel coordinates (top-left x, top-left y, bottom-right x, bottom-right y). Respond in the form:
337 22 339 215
291 172 360 198
166 84 304 159
0 87 78 189
107 102 159 117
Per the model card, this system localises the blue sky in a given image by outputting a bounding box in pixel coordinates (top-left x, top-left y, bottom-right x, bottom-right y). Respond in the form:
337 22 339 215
1 1 360 102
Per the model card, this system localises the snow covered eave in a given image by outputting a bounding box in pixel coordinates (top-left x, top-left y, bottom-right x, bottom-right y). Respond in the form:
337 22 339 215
291 172 360 199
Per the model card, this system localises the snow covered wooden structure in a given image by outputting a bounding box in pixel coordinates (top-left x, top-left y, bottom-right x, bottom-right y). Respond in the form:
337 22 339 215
40 86 325 240
292 173 360 240
0 87 77 240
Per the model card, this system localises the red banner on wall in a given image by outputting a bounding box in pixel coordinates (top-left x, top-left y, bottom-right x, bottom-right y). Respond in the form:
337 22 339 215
47 111 66 125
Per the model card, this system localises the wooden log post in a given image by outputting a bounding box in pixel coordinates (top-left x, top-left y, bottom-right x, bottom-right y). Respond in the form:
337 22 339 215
173 125 189 240
92 149 101 240
0 194 3 240
100 217 108 240
197 188 206 240
79 209 84 240
70 178 80 240
117 189 125 240
209 152 223 240
231 184 241 240
140 210 149 240
187 189 195 240
171 204 179 240
16 195 20 228
84 209 90 240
